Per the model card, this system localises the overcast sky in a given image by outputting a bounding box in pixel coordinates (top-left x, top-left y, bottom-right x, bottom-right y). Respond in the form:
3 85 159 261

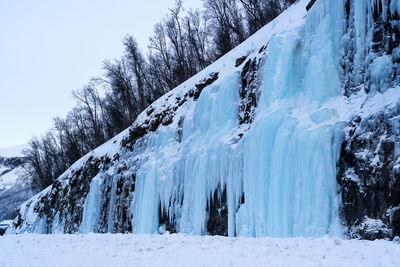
0 0 202 148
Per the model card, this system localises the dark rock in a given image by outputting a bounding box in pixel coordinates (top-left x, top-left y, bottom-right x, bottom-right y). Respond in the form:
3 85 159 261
338 107 400 239
206 186 228 236
258 45 267 54
238 57 262 125
146 106 155 116
306 0 317 11
158 200 177 234
194 72 219 100
235 56 247 67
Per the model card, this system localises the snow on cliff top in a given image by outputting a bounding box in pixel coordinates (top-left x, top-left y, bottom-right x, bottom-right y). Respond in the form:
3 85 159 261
0 234 399 267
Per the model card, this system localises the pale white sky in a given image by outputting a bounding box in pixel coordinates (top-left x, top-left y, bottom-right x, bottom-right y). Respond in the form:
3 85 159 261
0 0 202 148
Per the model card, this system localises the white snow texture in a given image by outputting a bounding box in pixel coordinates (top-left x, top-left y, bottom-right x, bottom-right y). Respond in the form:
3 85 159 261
0 234 399 267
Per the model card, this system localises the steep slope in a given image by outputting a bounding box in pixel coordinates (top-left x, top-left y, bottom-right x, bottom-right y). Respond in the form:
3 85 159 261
7 0 400 239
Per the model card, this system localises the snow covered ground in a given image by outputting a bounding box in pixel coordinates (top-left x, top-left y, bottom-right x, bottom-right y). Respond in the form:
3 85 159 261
0 234 399 267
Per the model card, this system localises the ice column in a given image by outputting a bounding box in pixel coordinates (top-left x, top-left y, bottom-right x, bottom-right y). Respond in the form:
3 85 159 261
80 174 103 233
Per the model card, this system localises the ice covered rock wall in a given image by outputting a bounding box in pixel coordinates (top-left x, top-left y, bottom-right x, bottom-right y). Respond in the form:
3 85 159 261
337 0 400 239
342 0 400 95
7 0 400 239
338 109 400 239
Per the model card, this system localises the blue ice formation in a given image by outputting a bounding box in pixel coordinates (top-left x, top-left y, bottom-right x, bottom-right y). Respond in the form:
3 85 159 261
117 0 346 237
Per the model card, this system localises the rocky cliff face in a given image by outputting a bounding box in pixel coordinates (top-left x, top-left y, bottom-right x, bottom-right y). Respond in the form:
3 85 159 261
336 0 400 239
338 109 400 239
7 0 400 239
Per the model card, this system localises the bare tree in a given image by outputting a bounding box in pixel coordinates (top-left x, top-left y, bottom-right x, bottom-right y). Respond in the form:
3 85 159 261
239 0 296 34
203 0 247 58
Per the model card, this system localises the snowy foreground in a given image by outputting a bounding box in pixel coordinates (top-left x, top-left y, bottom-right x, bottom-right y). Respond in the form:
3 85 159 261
1 234 399 267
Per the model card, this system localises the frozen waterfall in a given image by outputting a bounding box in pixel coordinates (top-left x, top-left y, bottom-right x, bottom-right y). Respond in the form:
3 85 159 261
105 0 347 237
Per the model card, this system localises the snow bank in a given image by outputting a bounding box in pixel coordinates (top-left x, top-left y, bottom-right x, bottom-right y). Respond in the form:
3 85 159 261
0 234 399 267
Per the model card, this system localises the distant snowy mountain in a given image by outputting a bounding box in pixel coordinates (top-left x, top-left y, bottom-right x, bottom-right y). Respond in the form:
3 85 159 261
0 164 25 191
7 0 400 240
0 144 28 158
0 144 36 221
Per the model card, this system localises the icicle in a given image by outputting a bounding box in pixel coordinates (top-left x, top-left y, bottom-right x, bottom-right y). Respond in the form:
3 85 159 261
80 174 103 234
390 0 400 15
